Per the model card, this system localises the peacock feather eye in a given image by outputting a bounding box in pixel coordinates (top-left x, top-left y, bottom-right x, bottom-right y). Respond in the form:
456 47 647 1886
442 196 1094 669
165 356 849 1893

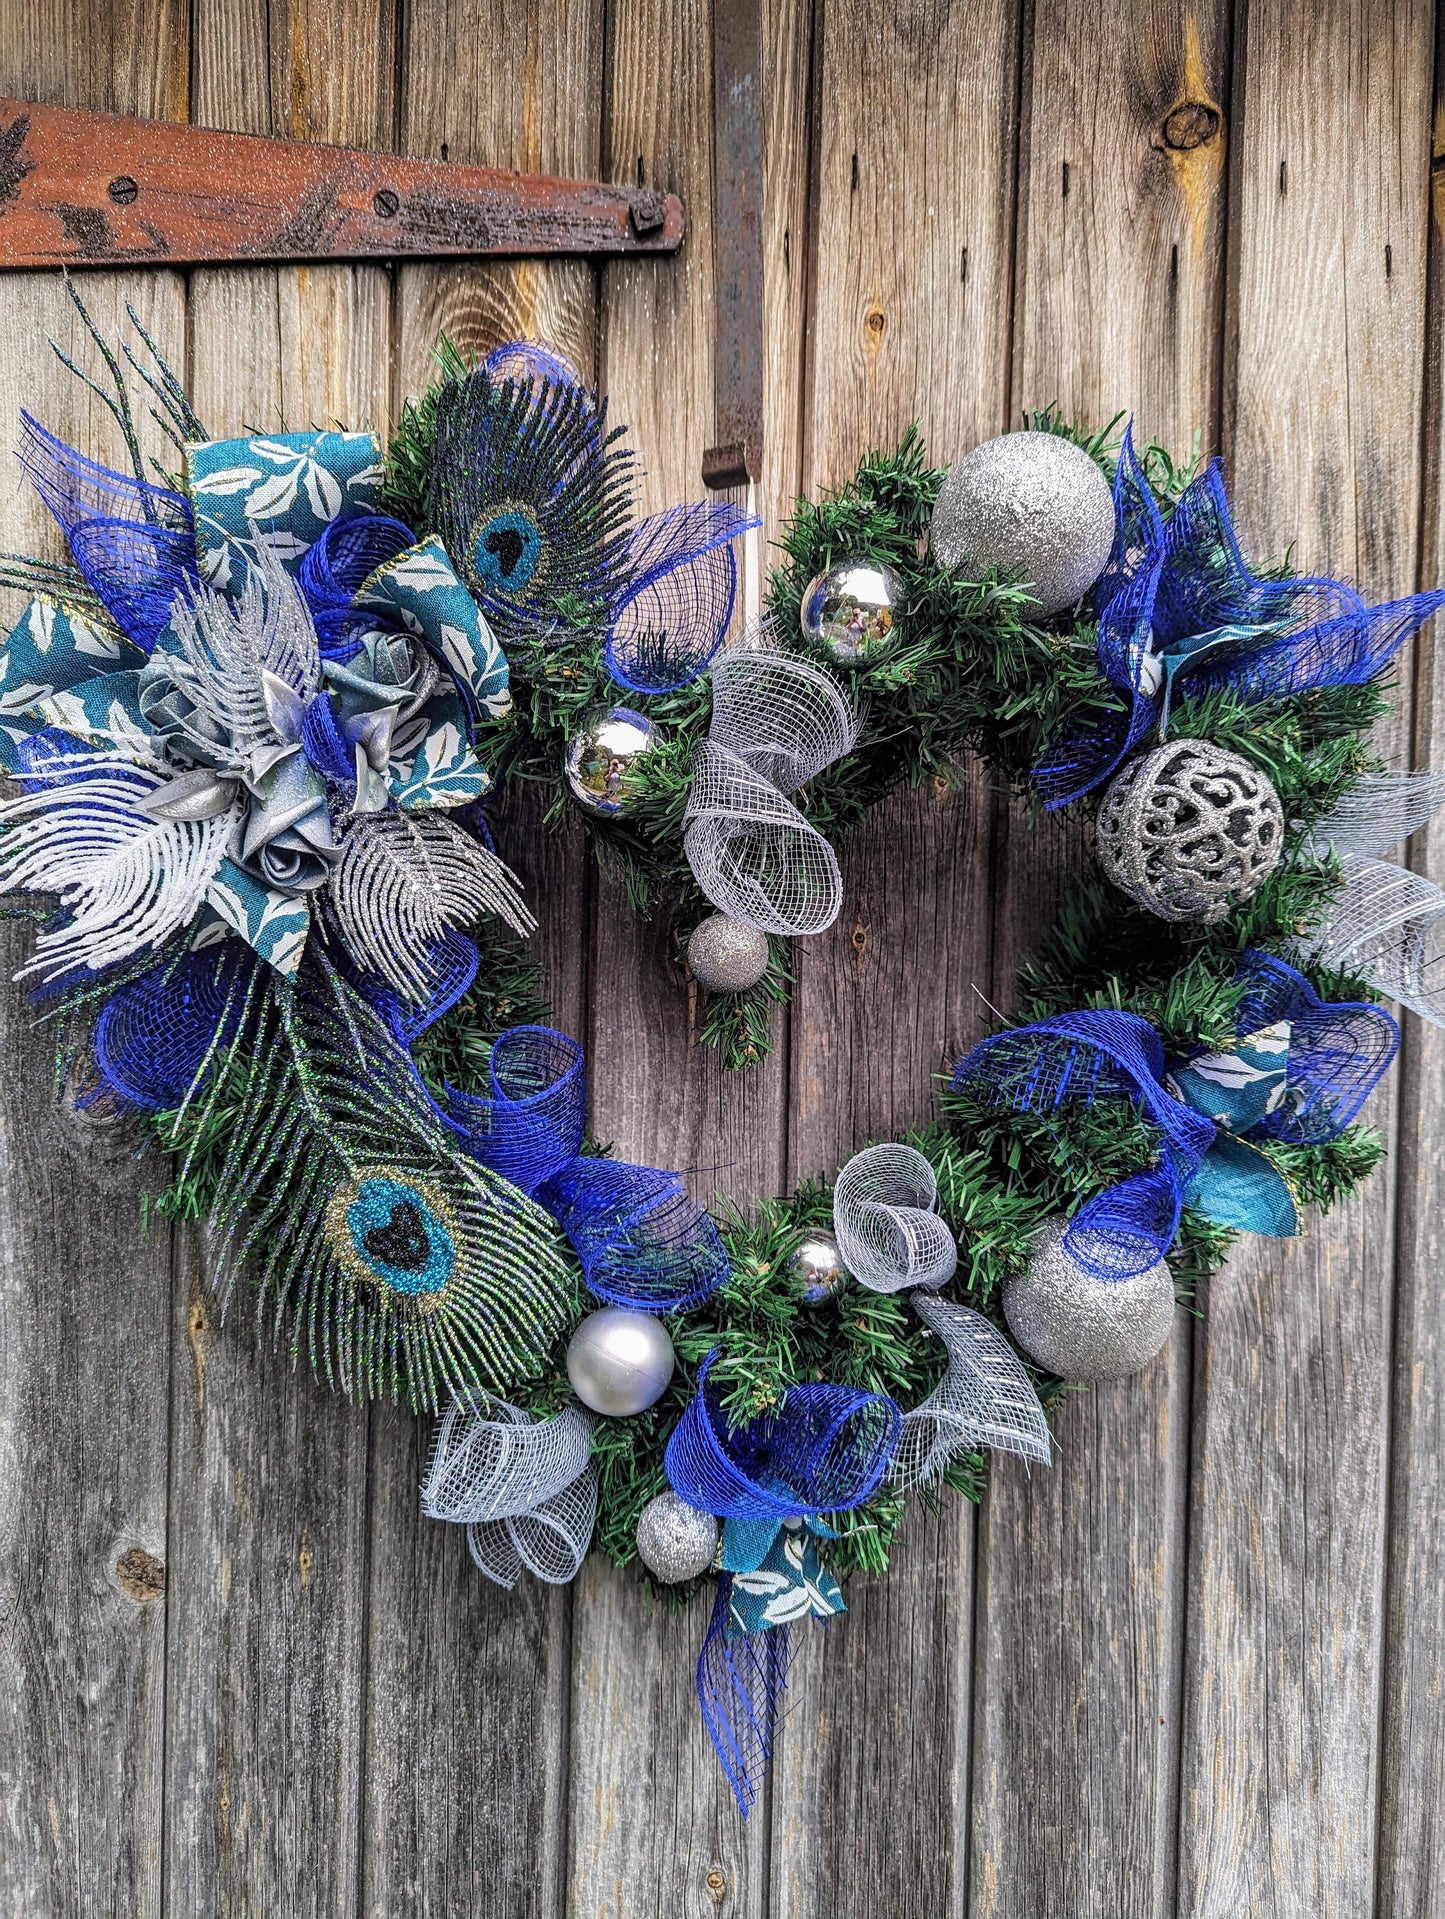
423 361 636 643
326 1168 457 1312
472 506 544 598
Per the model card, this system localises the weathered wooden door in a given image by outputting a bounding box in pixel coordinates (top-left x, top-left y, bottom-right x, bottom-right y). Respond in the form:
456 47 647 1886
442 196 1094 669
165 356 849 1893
1 3 1442 1915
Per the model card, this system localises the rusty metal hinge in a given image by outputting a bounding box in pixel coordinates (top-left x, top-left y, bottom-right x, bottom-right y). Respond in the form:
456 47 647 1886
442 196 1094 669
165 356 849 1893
0 99 684 270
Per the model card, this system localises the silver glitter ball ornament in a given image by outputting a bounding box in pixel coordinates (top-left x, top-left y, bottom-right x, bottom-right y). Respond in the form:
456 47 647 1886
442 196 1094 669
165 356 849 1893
566 1307 676 1416
635 1490 720 1583
799 559 903 665
687 913 771 994
1095 738 1284 924
784 1227 852 1305
563 705 658 816
1003 1216 1175 1383
930 430 1116 616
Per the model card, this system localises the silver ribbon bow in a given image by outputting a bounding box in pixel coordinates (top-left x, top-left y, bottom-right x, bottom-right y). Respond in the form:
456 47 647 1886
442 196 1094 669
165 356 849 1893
421 1395 598 1587
684 646 860 935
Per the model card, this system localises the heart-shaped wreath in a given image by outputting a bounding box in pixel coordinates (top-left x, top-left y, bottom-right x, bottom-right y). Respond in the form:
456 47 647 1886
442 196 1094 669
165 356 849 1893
2 287 1440 1812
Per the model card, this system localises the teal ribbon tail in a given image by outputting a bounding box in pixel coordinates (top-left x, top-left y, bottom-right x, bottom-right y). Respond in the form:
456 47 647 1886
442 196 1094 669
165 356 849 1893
724 1525 847 1640
1156 622 1285 736
1184 1132 1299 1236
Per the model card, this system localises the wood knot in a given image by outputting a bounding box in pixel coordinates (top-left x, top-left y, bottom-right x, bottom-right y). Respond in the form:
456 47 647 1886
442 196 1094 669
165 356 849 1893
1161 102 1220 151
705 1867 727 1900
865 305 887 339
116 1547 165 1601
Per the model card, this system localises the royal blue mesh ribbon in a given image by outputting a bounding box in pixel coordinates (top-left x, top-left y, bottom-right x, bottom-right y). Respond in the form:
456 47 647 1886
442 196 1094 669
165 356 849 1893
295 513 417 656
87 941 259 1112
665 1351 900 1528
605 500 757 693
444 1024 730 1311
950 950 1399 1272
696 1575 792 1817
19 413 200 652
1035 426 1445 807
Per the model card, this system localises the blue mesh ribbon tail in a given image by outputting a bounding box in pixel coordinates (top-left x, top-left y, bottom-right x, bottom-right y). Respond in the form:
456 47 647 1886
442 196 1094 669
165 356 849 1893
446 1024 729 1311
606 500 757 693
87 942 258 1113
697 1577 791 1817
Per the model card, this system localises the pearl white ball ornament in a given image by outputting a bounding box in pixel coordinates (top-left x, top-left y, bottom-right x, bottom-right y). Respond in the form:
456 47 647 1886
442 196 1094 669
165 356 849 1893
929 430 1116 616
799 558 903 665
635 1490 720 1582
1003 1217 1175 1383
1094 738 1284 924
687 913 771 993
566 1308 675 1416
563 705 658 815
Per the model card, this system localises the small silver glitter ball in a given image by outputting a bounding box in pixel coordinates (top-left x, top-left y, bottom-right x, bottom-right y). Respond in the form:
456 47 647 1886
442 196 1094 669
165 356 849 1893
635 1490 720 1583
784 1227 852 1305
1095 738 1284 924
687 913 771 994
930 430 1116 616
563 705 658 816
799 559 903 665
566 1307 676 1416
1003 1217 1175 1383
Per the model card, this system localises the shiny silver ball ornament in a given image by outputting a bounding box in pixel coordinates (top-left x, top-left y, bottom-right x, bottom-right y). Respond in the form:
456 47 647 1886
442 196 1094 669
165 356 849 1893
635 1490 720 1583
799 559 903 665
1003 1216 1175 1383
687 913 771 994
929 430 1115 616
563 705 657 816
1095 738 1284 924
566 1307 676 1416
784 1227 852 1305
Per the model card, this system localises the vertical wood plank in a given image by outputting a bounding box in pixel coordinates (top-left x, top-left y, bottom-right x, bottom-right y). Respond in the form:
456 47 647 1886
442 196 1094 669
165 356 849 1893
1177 5 1434 1913
0 9 188 1913
772 4 1020 1915
1377 30 1445 1910
160 7 393 1915
970 10 1231 1918
561 0 811 1912
360 7 603 1915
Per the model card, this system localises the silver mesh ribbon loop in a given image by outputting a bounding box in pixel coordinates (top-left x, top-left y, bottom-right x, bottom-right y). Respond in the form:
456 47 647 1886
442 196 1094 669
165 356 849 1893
832 1142 958 1293
1309 770 1445 859
683 649 860 935
421 1395 598 1588
1301 852 1445 1026
891 1293 1052 1487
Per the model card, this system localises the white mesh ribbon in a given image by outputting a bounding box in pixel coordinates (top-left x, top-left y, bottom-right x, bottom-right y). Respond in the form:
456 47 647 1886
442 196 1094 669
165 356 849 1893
421 1395 597 1588
832 1143 958 1293
891 1293 1052 1487
684 649 861 935
1301 853 1445 1026
1309 770 1445 860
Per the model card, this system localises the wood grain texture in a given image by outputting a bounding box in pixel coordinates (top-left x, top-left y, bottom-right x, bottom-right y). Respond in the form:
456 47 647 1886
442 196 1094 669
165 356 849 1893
0 13 186 1916
1177 4 1434 1913
0 271 185 1919
159 7 392 1916
971 10 1231 1917
562 1 801 1911
359 8 603 1916
772 5 1019 1915
1376 44 1445 1914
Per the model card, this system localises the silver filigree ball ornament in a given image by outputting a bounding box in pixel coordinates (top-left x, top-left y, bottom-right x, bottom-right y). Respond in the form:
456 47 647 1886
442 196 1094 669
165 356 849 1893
929 430 1116 616
1003 1217 1175 1383
687 913 771 993
1095 738 1284 924
563 705 658 816
784 1227 851 1305
635 1490 720 1583
566 1307 675 1416
799 559 903 665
